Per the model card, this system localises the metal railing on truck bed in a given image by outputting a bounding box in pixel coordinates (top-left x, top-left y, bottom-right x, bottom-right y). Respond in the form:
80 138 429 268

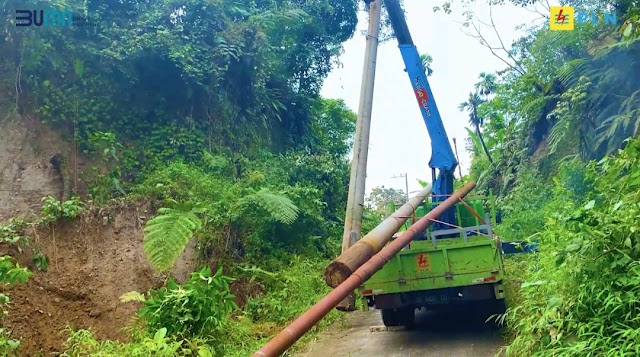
392 195 538 254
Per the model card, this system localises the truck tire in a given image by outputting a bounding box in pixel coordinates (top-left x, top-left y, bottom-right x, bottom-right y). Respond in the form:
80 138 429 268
381 308 400 327
381 307 416 329
400 307 416 330
493 298 507 315
476 299 507 329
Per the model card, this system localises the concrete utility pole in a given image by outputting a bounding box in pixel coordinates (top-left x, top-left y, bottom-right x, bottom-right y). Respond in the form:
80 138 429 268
392 173 409 201
254 182 477 357
338 0 382 311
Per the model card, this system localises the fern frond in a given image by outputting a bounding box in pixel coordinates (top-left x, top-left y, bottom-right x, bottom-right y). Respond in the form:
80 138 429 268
593 38 640 58
557 58 589 87
520 96 549 117
143 206 203 272
120 291 146 303
620 90 640 114
238 188 299 224
465 127 483 155
595 112 639 155
547 116 570 156
249 8 307 30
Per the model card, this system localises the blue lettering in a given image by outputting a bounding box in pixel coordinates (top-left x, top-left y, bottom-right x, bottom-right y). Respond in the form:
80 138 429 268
604 12 617 25
15 10 32 26
44 10 73 27
33 10 44 26
591 13 599 25
576 12 589 24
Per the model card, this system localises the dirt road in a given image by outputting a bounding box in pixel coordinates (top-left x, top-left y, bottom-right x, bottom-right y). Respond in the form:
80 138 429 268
297 309 506 357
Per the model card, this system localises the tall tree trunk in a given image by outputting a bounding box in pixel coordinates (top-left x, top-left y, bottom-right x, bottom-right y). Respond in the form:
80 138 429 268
475 125 494 164
471 108 493 164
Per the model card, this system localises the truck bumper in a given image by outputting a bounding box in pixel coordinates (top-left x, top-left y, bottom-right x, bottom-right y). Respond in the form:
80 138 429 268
372 281 504 310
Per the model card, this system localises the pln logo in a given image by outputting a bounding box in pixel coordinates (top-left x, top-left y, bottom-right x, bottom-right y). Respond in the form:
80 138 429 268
550 6 618 31
551 6 574 30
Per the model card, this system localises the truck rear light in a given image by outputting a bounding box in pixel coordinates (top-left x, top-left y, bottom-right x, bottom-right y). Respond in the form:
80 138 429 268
361 289 373 295
471 275 497 284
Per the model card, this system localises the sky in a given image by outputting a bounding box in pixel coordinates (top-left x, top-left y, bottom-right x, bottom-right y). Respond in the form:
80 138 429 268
320 0 546 196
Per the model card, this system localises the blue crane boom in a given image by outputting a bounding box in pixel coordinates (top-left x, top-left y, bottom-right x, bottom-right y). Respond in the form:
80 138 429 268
383 0 458 228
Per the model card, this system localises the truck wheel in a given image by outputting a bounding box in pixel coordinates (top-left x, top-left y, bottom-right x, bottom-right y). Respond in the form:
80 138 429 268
478 299 507 329
381 308 400 327
490 299 507 327
400 307 416 330
493 299 507 315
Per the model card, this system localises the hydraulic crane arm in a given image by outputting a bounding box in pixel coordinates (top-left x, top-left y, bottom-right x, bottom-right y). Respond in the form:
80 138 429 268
383 0 458 226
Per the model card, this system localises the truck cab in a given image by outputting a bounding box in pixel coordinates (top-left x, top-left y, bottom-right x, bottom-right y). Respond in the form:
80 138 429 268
359 195 507 328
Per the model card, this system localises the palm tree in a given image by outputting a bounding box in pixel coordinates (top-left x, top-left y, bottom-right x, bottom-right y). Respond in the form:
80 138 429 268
459 92 493 163
419 53 434 76
475 72 497 97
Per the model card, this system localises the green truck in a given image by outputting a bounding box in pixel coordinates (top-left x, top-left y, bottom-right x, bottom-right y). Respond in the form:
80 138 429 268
353 0 509 328
359 196 507 328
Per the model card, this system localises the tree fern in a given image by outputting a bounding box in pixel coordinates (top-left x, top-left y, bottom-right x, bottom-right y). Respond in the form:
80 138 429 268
236 188 299 224
143 201 206 272
546 76 593 159
557 58 589 87
249 8 307 31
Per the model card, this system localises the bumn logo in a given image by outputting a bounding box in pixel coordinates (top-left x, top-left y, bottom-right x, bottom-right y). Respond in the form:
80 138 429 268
15 9 74 27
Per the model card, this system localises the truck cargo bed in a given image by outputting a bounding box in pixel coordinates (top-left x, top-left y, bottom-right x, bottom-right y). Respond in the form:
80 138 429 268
361 237 504 296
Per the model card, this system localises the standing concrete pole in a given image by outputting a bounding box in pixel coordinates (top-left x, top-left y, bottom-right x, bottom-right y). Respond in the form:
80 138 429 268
392 173 409 201
404 174 409 201
338 0 382 311
342 0 382 252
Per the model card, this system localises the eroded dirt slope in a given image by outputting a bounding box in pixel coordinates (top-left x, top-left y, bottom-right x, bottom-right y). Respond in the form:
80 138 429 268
0 115 71 222
0 116 199 355
2 204 198 355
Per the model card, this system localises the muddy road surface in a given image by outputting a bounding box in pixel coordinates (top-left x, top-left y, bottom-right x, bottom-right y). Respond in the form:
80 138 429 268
298 309 506 357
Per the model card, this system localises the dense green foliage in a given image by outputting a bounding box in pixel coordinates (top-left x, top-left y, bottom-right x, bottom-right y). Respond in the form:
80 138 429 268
365 186 408 220
452 0 640 355
462 7 640 195
500 138 640 356
142 201 207 272
65 257 342 356
1 0 638 354
0 0 362 354
2 0 358 161
139 268 237 345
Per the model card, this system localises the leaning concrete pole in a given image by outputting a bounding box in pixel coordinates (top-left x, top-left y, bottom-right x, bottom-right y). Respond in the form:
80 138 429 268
326 184 432 287
338 0 382 311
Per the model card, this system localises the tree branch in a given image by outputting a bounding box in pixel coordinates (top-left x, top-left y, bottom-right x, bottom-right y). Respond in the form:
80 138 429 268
462 19 526 76
487 4 527 74
459 3 531 76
